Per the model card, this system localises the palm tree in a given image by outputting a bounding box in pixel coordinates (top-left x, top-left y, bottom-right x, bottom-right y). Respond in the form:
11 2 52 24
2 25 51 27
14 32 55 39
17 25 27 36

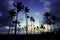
44 12 50 31
13 20 20 25
24 6 29 34
48 19 51 25
48 18 52 32
30 16 35 33
8 2 25 34
27 15 30 18
9 2 30 34
13 2 24 13
51 16 56 32
9 10 16 25
13 2 24 34
9 10 16 34
32 18 35 34
30 16 33 33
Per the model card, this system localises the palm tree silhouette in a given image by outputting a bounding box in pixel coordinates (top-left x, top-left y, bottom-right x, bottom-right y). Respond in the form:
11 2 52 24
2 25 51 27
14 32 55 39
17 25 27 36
30 16 33 33
48 18 52 32
9 10 16 25
13 20 20 24
32 18 35 33
9 2 30 34
13 2 25 34
9 10 16 34
51 16 56 31
44 12 50 22
48 19 51 25
30 16 35 33
24 6 29 34
44 12 50 31
27 15 30 18
8 2 24 34
13 2 24 13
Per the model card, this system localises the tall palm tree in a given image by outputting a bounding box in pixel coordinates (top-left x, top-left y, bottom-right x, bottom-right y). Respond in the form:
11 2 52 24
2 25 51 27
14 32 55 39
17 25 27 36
9 10 16 34
12 2 24 34
30 16 35 33
9 10 16 25
30 16 33 33
44 12 50 31
51 16 56 32
13 2 24 13
24 6 29 34
9 2 30 34
48 18 52 32
32 17 35 34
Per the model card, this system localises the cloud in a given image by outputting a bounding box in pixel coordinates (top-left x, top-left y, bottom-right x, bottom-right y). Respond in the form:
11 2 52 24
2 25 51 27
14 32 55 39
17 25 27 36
34 12 40 16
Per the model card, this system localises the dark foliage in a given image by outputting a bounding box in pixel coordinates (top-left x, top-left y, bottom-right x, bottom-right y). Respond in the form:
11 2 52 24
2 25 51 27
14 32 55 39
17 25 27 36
24 7 29 12
13 2 24 13
44 12 50 17
9 10 16 17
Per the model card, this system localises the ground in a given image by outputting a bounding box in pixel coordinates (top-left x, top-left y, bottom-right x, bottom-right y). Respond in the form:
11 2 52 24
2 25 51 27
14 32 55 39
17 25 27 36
0 32 60 40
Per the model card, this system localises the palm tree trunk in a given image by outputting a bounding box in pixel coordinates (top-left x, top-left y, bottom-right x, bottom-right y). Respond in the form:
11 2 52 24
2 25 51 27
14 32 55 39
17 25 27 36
32 22 34 34
15 11 18 35
47 18 48 32
25 13 28 34
31 21 32 34
50 24 52 32
50 24 51 32
15 17 17 35
8 16 12 34
34 26 35 34
54 23 55 32
38 15 40 33
33 22 35 34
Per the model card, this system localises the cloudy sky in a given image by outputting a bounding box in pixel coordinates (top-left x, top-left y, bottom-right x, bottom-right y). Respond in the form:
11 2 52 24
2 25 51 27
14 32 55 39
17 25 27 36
0 0 60 27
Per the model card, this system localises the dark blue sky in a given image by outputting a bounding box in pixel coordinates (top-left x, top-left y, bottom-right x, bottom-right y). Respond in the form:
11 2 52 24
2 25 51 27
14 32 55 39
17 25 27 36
14 0 51 26
0 0 60 27
14 0 60 26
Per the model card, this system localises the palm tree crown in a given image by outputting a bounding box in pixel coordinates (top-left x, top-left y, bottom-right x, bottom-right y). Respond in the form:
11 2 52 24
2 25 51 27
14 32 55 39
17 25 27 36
44 12 50 18
13 2 24 13
24 7 29 12
9 10 16 17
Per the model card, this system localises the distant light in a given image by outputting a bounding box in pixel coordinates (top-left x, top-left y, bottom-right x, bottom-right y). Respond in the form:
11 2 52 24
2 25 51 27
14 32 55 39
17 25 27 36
6 26 9 29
